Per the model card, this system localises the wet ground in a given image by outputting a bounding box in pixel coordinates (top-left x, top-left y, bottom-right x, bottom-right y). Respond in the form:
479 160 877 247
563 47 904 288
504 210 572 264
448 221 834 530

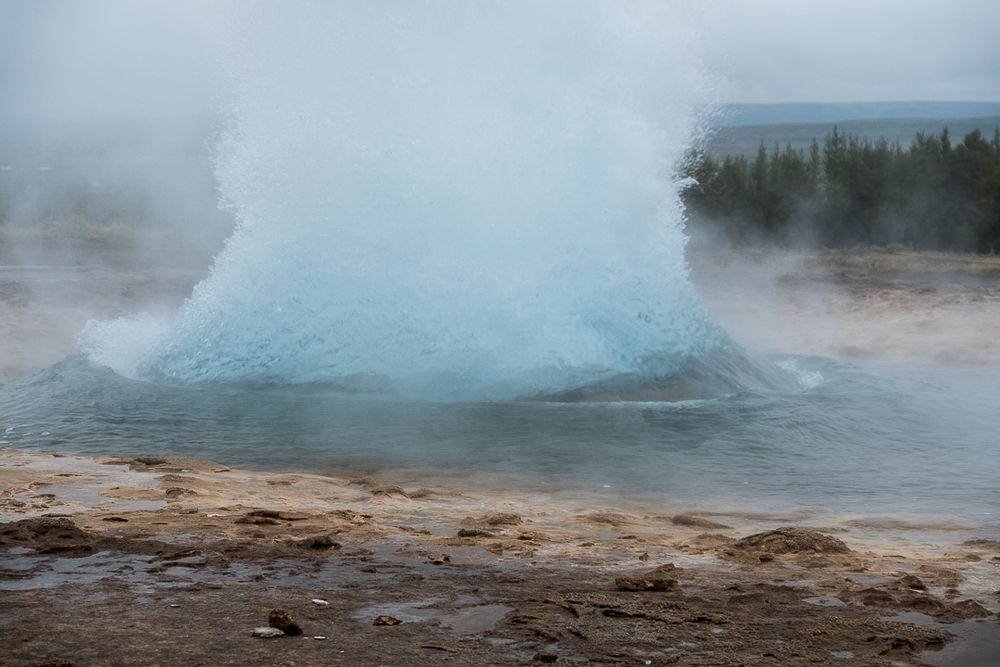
1 450 998 666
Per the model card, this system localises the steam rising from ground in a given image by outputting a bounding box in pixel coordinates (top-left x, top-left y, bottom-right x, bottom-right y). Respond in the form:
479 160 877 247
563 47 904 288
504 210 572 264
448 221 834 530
86 3 722 398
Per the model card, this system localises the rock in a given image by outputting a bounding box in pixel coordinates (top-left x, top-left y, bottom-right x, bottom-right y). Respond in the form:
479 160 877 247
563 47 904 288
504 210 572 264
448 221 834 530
295 533 341 550
235 516 283 526
370 485 410 498
313 636 327 640
581 511 630 527
901 594 947 615
671 514 730 529
457 513 523 537
164 487 196 499
457 528 495 538
101 516 129 522
534 651 558 662
246 509 309 521
252 627 284 638
479 512 523 526
0 517 94 554
948 599 991 619
483 543 505 555
311 598 329 606
428 553 451 565
731 527 851 555
858 587 897 607
99 455 228 473
615 575 676 592
268 609 303 636
328 509 371 525
374 615 402 626
899 574 927 591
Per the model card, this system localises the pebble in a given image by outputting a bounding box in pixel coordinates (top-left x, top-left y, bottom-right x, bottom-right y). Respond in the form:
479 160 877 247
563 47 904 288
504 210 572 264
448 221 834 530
311 598 330 606
313 636 327 641
269 608 303 636
252 627 284 638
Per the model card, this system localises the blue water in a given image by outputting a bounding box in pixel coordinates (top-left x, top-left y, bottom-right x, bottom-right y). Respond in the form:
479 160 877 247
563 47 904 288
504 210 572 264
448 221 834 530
2 353 998 524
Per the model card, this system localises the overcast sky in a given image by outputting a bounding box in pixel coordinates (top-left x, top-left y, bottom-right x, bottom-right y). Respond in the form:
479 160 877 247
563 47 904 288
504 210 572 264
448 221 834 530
705 0 1000 103
1 0 998 120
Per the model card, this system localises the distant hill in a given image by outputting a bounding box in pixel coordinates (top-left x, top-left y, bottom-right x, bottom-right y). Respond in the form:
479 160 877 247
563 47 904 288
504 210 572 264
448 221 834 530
712 101 1000 127
704 116 1000 159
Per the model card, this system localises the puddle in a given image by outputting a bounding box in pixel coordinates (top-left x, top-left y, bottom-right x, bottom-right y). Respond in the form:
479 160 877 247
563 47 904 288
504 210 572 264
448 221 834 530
355 598 513 635
846 573 891 586
440 604 514 634
0 551 279 591
803 595 846 607
355 598 446 624
922 620 1000 667
0 551 154 590
883 611 1000 667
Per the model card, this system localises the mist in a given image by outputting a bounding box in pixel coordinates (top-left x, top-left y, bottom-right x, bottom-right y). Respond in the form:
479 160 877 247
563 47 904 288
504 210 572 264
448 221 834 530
0 1 230 271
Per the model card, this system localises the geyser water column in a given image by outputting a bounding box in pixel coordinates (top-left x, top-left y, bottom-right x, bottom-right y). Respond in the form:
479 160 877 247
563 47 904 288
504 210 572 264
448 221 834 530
101 3 726 398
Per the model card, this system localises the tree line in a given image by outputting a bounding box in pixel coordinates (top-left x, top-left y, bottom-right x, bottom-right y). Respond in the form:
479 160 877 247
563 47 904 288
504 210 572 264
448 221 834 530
681 127 1000 253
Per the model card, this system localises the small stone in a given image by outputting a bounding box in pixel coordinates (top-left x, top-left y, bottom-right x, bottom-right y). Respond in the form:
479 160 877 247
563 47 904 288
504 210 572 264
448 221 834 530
268 609 303 636
759 553 775 562
252 627 284 638
374 615 402 626
428 553 451 565
533 651 558 662
311 598 330 606
313 636 327 640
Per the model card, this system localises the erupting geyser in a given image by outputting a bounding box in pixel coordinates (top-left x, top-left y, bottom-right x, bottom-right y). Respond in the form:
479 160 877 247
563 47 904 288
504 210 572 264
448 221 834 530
86 3 729 399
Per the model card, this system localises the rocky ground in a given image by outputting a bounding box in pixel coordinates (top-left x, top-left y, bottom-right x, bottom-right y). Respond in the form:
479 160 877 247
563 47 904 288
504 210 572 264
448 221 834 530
1 449 998 666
